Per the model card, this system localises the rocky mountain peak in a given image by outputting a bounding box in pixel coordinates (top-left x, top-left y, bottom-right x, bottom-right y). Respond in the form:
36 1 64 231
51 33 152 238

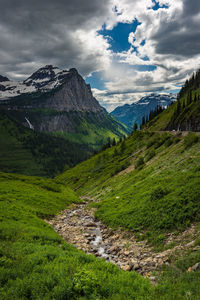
0 65 105 114
0 75 9 82
23 65 70 89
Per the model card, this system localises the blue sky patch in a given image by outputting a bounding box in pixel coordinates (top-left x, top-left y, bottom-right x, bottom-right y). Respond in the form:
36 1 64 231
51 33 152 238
98 20 141 53
151 0 169 10
134 65 157 72
85 71 106 90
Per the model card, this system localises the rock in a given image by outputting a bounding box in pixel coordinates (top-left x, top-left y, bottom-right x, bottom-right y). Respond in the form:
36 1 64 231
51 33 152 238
186 241 195 247
123 250 131 256
121 264 133 271
188 262 200 272
85 222 96 227
132 263 140 270
110 245 120 253
55 225 61 231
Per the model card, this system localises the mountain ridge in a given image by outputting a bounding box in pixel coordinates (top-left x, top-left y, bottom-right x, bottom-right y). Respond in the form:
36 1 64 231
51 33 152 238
0 66 129 148
111 93 176 128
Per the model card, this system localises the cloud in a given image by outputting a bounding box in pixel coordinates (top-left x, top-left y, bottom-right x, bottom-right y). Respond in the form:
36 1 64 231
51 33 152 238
0 0 200 111
93 0 200 110
0 0 113 79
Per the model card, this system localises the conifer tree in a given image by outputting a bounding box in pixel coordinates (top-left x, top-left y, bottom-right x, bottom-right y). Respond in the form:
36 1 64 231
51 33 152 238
133 122 138 132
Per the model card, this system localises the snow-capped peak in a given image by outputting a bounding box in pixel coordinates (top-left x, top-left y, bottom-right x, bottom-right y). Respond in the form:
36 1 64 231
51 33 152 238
23 65 70 89
0 65 72 100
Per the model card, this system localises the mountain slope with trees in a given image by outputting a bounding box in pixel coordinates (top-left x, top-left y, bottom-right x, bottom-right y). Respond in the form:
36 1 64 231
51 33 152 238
111 93 176 128
147 70 200 131
0 66 129 149
57 129 200 298
0 109 91 177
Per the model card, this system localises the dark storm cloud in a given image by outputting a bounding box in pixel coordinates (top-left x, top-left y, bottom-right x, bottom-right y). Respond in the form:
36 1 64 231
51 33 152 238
0 0 112 79
152 0 200 58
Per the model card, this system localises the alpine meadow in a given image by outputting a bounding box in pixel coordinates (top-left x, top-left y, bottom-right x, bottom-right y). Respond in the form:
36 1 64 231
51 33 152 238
0 0 200 299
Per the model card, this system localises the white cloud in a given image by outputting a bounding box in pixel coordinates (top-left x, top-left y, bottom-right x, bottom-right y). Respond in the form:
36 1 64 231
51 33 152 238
0 0 199 111
93 0 200 111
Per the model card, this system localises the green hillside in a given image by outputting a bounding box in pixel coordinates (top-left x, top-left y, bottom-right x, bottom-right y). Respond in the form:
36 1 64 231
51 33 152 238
0 110 91 177
146 71 200 131
56 130 200 298
57 131 200 237
48 111 130 148
0 172 154 299
1 72 200 299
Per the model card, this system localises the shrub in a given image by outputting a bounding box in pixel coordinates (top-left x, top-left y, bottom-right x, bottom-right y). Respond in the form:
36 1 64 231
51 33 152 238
73 269 101 297
135 156 144 169
184 132 199 149
165 138 173 147
145 149 155 162
150 187 169 201
146 134 168 149
111 160 130 176
174 137 181 144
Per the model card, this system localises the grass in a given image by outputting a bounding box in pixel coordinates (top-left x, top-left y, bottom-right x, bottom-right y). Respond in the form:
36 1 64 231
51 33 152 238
57 131 200 245
0 110 91 177
0 172 154 299
148 88 200 131
1 131 200 298
154 250 200 299
51 112 129 149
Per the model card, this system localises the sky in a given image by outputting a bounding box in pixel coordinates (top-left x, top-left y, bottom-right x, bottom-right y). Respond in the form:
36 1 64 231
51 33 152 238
0 0 200 111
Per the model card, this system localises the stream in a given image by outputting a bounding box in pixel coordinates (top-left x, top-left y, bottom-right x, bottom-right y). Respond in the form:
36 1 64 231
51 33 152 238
46 202 198 283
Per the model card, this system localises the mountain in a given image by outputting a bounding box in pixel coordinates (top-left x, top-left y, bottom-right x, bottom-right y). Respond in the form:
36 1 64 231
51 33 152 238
146 71 200 131
111 93 177 128
0 65 128 148
1 69 200 299
0 109 91 177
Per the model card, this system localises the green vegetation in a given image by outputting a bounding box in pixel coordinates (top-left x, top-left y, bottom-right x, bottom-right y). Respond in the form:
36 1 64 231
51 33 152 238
57 129 200 298
0 110 91 177
184 132 199 149
50 112 129 149
1 171 200 299
147 71 200 131
3 95 129 150
57 131 200 243
0 172 154 299
154 250 200 299
1 71 200 299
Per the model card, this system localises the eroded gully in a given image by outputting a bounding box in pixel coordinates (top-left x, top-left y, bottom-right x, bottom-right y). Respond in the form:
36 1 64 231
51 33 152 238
46 201 200 284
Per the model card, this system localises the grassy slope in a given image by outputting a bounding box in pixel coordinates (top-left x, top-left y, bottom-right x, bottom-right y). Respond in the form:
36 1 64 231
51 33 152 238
52 114 128 149
0 119 46 176
0 110 91 177
148 89 200 131
0 172 153 300
44 111 129 149
56 131 200 298
57 131 200 240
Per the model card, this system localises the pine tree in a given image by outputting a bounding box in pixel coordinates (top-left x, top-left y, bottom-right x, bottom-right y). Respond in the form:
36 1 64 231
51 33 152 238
142 116 145 126
112 138 116 146
133 122 138 132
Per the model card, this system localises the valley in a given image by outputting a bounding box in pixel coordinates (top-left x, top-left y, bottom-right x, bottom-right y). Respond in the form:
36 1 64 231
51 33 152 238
47 200 200 283
0 68 200 299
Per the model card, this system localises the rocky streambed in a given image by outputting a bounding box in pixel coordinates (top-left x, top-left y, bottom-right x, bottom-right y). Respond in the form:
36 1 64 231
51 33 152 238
46 202 200 282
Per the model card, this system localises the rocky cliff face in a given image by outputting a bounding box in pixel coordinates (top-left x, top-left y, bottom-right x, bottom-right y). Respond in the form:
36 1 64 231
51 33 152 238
0 66 103 113
0 66 128 147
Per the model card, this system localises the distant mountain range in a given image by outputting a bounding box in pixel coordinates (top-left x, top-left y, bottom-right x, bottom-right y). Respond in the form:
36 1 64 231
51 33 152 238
0 65 128 149
111 93 177 128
